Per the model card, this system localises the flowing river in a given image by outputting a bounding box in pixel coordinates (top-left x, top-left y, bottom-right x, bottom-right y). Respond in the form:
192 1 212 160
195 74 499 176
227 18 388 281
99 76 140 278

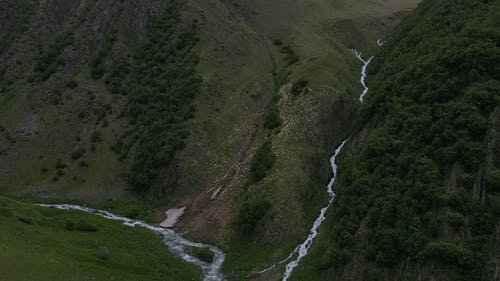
36 47 375 281
36 204 226 281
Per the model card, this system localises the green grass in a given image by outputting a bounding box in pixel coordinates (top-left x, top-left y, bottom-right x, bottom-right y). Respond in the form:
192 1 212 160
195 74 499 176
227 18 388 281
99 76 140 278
223 231 297 276
0 196 200 281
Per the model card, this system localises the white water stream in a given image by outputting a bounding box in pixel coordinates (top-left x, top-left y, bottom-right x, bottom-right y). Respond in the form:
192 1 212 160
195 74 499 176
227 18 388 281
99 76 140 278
351 49 374 103
278 47 374 280
281 140 348 281
36 204 225 281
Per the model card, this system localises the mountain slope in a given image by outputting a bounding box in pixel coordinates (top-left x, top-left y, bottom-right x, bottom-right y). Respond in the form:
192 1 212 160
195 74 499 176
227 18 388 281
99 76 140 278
295 0 500 280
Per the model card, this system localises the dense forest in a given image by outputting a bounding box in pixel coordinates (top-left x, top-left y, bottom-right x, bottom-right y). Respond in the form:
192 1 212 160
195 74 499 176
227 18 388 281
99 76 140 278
319 0 500 280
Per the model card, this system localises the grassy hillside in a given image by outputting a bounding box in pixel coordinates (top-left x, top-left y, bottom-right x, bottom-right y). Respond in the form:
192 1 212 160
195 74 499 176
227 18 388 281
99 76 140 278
0 196 199 281
292 0 500 280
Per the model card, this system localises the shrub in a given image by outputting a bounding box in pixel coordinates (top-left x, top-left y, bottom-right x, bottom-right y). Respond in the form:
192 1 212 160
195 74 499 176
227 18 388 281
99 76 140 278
487 169 500 192
319 248 351 269
33 31 74 81
291 79 308 97
55 159 67 169
236 199 271 236
249 139 275 183
273 39 283 46
91 131 102 143
126 209 140 219
280 45 299 65
91 66 106 80
66 79 78 89
418 242 474 266
0 207 12 218
64 220 74 231
264 94 282 130
76 220 98 232
71 147 86 160
17 216 33 224
190 247 214 263
98 246 109 260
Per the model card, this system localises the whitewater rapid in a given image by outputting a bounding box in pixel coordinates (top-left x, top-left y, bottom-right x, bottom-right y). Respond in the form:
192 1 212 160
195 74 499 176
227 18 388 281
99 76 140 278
36 204 225 281
351 49 374 102
280 140 348 281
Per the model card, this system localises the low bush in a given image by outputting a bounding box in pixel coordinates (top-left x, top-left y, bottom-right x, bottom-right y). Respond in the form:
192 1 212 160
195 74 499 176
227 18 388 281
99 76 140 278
280 45 299 65
71 147 86 160
17 216 33 225
64 220 74 231
76 220 98 232
189 247 214 263
264 94 282 130
33 31 74 81
418 242 474 266
55 159 67 169
98 246 109 260
319 248 350 269
236 199 271 236
291 79 308 97
487 169 500 192
66 79 78 89
249 139 275 183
